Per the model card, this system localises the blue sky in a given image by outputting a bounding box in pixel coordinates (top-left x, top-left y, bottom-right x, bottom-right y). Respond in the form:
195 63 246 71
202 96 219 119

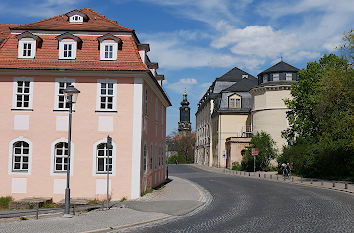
1 0 353 135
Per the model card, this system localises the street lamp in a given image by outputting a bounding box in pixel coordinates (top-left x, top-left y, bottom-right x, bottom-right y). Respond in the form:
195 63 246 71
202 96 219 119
63 85 80 217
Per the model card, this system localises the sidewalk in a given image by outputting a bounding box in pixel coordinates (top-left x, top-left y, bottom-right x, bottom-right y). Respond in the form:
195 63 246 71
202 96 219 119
192 164 354 194
0 176 209 233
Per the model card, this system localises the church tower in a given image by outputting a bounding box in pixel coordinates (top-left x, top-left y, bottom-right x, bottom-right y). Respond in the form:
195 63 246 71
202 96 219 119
178 90 192 136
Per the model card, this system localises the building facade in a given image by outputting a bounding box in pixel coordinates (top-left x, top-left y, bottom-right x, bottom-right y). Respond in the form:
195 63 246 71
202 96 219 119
196 62 299 168
0 8 171 202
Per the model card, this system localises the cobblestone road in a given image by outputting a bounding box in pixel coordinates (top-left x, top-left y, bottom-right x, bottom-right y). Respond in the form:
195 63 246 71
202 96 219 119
119 165 354 233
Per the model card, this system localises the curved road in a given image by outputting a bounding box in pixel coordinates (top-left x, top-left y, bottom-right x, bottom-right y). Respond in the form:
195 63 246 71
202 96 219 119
124 165 354 233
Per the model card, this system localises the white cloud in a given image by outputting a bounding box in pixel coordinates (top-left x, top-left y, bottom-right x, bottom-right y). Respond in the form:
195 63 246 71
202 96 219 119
166 78 198 94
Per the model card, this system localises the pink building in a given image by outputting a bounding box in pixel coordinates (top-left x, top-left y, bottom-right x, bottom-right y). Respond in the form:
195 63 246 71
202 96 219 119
0 8 171 202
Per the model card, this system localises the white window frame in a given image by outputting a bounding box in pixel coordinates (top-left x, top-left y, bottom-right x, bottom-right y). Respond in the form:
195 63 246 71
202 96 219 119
96 79 118 111
273 73 280 81
92 138 117 176
286 73 293 81
12 77 34 110
59 39 77 60
18 38 36 59
54 78 75 110
143 143 147 174
69 15 83 24
100 40 118 61
8 137 32 175
50 138 75 176
229 94 241 109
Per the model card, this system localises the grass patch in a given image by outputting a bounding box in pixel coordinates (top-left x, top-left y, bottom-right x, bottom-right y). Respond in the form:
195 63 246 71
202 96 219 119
141 188 153 196
0 196 13 209
20 216 28 220
87 199 101 205
41 203 56 208
119 197 127 202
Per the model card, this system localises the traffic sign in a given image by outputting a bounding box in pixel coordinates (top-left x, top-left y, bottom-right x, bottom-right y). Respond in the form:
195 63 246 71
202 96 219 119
252 148 259 156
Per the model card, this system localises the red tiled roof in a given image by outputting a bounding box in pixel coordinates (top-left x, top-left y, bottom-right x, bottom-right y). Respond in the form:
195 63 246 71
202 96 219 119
0 34 147 70
11 8 134 32
0 24 18 44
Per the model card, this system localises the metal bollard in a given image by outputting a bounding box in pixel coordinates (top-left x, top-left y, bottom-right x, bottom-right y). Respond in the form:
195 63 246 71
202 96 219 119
270 174 272 179
332 181 335 187
292 177 294 182
276 175 278 180
36 209 39 220
259 174 260 178
264 174 266 178
321 181 323 186
73 205 76 215
301 177 303 183
102 202 104 210
310 179 313 184
345 182 348 189
249 172 250 176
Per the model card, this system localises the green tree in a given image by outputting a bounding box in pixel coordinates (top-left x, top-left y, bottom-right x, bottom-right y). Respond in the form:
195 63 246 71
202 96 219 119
241 132 277 171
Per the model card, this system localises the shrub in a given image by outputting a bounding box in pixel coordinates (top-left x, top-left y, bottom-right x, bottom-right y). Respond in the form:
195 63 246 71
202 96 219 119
231 162 242 171
0 196 13 209
168 154 186 164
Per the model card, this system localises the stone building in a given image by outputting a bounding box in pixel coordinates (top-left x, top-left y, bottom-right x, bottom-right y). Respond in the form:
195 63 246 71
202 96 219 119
0 8 171 202
196 61 299 168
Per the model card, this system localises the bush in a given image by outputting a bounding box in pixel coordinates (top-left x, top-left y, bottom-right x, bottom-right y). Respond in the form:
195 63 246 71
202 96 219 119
168 154 186 164
279 139 354 181
241 132 277 172
231 162 242 171
0 196 13 209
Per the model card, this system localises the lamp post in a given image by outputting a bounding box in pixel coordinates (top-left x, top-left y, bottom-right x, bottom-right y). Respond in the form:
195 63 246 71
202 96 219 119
63 85 80 217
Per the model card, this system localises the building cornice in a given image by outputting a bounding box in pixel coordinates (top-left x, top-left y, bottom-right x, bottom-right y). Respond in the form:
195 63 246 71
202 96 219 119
249 85 291 95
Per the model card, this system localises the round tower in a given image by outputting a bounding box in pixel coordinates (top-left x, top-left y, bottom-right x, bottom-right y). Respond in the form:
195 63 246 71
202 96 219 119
250 61 299 150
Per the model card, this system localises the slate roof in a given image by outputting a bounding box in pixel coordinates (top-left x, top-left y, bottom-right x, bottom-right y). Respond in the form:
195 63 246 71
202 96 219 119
258 61 299 76
216 67 257 82
11 8 133 32
223 76 258 92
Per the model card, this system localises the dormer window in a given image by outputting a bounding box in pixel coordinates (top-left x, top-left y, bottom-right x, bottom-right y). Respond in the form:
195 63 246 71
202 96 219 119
97 33 122 61
242 75 248 79
229 94 241 108
69 15 83 24
66 10 88 24
16 31 42 59
263 74 268 83
56 32 82 60
286 73 293 81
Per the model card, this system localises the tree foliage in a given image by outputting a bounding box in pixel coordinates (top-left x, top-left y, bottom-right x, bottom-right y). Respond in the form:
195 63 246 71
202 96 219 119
241 132 277 171
282 30 354 181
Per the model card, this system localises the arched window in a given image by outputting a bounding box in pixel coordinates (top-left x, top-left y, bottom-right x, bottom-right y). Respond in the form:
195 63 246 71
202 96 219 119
143 143 147 173
96 143 112 174
54 142 68 172
12 141 29 171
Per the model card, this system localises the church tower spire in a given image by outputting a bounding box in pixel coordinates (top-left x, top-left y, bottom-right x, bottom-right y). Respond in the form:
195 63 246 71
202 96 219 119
178 89 191 135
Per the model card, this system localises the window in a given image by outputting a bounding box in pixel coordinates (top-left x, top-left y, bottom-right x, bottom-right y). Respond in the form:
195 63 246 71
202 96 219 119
150 144 153 171
145 89 148 115
12 77 33 110
54 142 68 172
273 73 280 81
12 141 29 172
69 15 83 23
59 39 77 59
143 143 147 173
263 74 268 83
54 79 75 110
229 95 241 108
96 79 117 111
96 143 112 174
18 38 36 59
100 40 117 61
286 73 293 81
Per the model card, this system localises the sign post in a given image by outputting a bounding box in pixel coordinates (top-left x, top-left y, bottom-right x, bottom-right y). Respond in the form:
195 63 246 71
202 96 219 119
251 148 259 173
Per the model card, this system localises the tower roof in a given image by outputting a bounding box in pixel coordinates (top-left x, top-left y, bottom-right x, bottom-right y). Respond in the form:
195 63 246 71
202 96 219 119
216 67 257 82
258 61 299 76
